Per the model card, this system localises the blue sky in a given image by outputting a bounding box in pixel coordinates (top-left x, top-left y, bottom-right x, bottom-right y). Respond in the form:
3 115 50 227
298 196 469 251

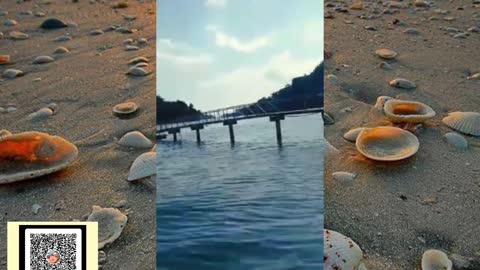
157 0 324 111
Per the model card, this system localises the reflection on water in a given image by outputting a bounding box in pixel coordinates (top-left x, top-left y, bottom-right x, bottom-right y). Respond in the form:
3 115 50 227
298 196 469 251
157 114 324 270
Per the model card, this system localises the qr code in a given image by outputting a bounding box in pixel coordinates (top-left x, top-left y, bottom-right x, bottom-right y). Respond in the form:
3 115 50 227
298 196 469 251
29 233 78 270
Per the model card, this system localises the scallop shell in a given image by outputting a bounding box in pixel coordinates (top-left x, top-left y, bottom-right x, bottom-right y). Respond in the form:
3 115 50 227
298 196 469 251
442 112 480 136
3 69 24 78
118 131 152 149
0 55 10 65
0 132 78 184
356 126 420 161
383 99 436 123
8 30 29 40
444 132 468 150
126 67 150 76
375 48 397 59
324 229 367 270
127 151 156 181
54 46 69 54
113 102 138 115
422 249 452 270
332 172 357 181
87 206 127 249
33 55 54 64
343 128 365 142
128 56 149 65
28 107 54 121
389 78 416 89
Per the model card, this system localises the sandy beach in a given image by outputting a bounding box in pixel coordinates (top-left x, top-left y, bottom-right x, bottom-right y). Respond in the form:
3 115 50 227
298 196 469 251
324 0 480 269
0 0 156 268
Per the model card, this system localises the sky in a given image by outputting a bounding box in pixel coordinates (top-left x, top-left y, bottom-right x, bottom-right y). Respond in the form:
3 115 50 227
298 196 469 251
157 0 324 111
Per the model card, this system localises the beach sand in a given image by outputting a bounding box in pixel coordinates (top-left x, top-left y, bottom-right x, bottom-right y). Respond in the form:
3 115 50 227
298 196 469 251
324 0 480 269
0 0 156 268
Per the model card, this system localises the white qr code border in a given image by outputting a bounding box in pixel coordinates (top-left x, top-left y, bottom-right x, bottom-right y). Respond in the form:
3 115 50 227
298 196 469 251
25 228 82 270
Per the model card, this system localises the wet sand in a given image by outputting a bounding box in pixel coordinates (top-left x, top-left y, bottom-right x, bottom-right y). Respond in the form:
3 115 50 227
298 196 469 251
0 1 156 269
324 0 480 269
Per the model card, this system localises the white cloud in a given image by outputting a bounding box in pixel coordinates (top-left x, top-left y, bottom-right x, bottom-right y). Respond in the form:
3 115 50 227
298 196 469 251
205 0 227 8
156 38 213 66
206 25 271 53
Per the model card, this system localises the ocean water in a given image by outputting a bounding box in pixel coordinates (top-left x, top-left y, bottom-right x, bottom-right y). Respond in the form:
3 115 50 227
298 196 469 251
156 114 324 270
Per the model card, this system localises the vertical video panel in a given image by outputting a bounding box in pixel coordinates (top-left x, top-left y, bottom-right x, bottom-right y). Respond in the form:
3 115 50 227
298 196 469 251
0 1 156 269
157 1 324 269
324 0 480 269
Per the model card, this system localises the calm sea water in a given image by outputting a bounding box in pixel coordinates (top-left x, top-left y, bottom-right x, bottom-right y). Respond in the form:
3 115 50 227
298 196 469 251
156 114 324 270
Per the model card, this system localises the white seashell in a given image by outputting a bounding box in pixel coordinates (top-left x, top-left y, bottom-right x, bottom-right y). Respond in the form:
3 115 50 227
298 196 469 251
3 69 24 78
8 30 29 40
87 206 127 249
126 67 150 76
374 96 394 111
444 132 468 150
123 38 134 45
118 131 152 149
4 19 17 26
53 35 72 42
356 126 420 161
127 151 156 181
389 78 416 89
332 171 357 181
54 46 69 54
422 249 452 270
113 102 138 115
33 55 54 64
375 48 397 59
324 229 367 270
467 73 480 80
343 128 365 142
137 38 148 45
125 45 139 51
383 99 436 123
0 130 12 137
128 56 149 65
28 107 54 121
89 29 104 35
442 112 480 136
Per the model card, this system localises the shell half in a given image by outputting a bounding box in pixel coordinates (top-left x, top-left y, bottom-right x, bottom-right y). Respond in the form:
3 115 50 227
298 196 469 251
356 126 419 161
421 249 452 270
118 131 152 149
0 132 78 184
383 99 436 123
324 229 367 270
127 151 156 181
442 112 480 136
87 206 127 249
343 128 365 142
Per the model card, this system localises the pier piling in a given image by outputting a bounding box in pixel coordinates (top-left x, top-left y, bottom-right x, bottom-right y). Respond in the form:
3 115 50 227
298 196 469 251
191 124 205 144
223 119 238 145
168 128 181 142
269 115 285 146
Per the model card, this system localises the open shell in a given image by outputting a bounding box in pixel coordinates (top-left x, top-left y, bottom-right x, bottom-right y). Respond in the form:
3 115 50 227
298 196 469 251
356 126 419 161
375 48 397 59
442 112 480 136
0 132 78 184
113 102 138 115
127 151 156 181
118 131 152 149
87 206 127 249
324 229 367 270
422 249 452 270
383 99 436 123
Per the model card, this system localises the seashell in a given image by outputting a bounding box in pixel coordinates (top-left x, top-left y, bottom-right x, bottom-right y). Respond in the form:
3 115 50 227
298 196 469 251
134 62 148 68
414 0 429 7
324 229 367 270
125 45 139 51
87 206 127 249
126 67 150 76
89 29 104 36
468 26 480 33
0 55 10 65
356 126 419 161
127 151 156 181
53 35 72 42
0 130 12 137
19 10 33 16
389 78 416 89
33 55 55 64
137 38 148 45
453 33 468 39
422 249 452 270
3 69 24 79
128 56 149 65
444 132 468 150
0 132 78 184
442 112 480 136
0 11 8 16
116 27 136 34
123 14 137 21
323 139 340 159
467 73 480 80
113 101 138 115
123 38 134 45
374 96 393 111
118 131 153 149
4 19 17 27
28 107 54 121
112 2 129 8
40 18 67 29
54 46 69 54
6 104 17 113
403 28 420 35
375 48 397 59
443 16 455 21
323 112 335 125
383 99 436 123
47 102 58 112
8 30 29 40
378 61 393 70
343 127 365 142
332 171 357 181
35 11 46 17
